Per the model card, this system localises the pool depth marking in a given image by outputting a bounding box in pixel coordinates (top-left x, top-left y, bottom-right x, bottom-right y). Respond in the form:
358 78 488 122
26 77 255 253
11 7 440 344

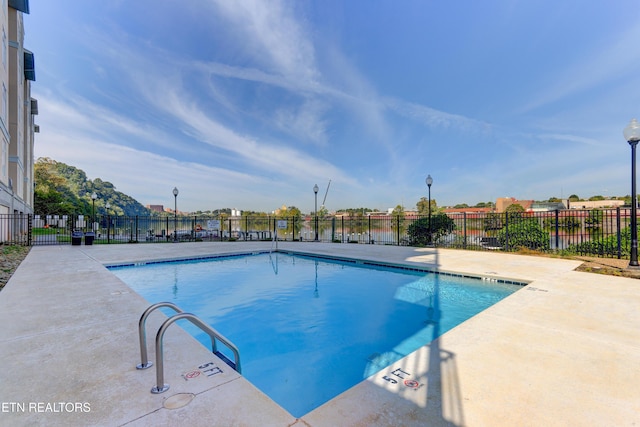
380 368 425 392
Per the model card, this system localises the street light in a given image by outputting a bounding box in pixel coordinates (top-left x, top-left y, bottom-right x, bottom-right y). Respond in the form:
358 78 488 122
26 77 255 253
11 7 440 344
91 192 97 231
313 184 319 241
624 118 640 267
426 175 433 243
173 187 179 242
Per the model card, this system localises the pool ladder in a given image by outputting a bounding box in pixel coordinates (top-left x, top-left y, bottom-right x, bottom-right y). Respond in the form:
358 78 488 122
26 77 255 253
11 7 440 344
136 302 242 394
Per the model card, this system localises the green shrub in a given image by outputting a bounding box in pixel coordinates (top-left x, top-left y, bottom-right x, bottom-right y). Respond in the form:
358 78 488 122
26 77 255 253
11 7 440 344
407 213 455 246
569 227 629 257
497 218 549 251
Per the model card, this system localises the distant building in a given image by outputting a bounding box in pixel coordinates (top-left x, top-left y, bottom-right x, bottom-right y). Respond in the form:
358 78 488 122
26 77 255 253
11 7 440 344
147 204 164 213
568 199 625 210
530 201 567 212
443 207 493 215
495 197 534 213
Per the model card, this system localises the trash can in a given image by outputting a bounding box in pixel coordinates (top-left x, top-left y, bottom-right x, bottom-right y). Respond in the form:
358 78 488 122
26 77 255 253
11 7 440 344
71 231 83 246
84 232 95 246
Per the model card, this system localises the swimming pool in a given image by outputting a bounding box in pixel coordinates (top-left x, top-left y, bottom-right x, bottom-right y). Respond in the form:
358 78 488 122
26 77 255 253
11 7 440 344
110 251 522 417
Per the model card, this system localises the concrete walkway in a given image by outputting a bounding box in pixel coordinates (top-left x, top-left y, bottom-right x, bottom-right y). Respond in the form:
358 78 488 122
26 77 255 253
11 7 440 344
0 243 638 426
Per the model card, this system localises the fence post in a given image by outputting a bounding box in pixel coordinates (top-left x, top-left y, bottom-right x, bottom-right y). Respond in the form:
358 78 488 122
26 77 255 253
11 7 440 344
617 207 622 259
27 214 32 246
504 212 509 251
555 210 560 251
463 212 467 249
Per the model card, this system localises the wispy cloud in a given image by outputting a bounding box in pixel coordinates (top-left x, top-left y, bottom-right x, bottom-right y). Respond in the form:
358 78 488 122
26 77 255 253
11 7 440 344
384 98 492 134
519 23 640 113
273 99 329 145
538 133 603 147
209 0 319 83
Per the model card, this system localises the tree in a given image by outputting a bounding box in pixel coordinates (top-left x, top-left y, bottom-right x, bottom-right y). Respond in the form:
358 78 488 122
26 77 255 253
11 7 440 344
34 189 77 217
568 194 580 201
589 195 605 201
453 203 469 209
416 197 437 215
505 203 525 223
548 197 561 202
407 213 455 246
34 157 149 216
34 160 91 216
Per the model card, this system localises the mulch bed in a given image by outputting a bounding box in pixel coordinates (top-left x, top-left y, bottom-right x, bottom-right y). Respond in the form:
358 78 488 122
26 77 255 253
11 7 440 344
0 245 30 290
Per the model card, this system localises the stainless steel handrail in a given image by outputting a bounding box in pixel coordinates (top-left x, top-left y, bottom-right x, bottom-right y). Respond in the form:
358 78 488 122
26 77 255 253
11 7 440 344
136 302 183 370
151 312 242 394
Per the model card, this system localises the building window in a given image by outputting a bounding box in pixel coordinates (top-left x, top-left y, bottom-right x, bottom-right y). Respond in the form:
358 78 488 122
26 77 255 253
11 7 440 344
23 50 35 81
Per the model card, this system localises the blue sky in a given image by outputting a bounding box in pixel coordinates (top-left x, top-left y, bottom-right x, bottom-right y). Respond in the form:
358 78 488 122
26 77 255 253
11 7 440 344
26 0 640 213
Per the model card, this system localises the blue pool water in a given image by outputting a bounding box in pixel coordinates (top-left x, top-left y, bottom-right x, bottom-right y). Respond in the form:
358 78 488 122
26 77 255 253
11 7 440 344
110 252 522 417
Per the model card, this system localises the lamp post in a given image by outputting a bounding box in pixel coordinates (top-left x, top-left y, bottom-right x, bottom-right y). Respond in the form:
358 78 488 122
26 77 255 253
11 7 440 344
173 187 179 242
91 192 97 232
624 118 640 267
426 175 433 243
313 184 319 241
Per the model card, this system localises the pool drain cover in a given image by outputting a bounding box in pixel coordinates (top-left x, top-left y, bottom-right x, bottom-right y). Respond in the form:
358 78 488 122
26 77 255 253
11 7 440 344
163 393 195 409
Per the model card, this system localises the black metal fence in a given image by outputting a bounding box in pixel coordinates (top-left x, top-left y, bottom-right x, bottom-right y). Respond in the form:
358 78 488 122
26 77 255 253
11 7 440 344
1 209 635 259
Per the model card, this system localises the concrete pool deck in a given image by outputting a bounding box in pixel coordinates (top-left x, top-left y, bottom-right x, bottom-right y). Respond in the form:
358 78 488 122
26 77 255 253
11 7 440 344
0 242 638 426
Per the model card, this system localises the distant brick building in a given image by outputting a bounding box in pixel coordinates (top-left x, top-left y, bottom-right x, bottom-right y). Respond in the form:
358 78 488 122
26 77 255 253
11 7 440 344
442 207 493 214
146 204 164 213
495 197 534 213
